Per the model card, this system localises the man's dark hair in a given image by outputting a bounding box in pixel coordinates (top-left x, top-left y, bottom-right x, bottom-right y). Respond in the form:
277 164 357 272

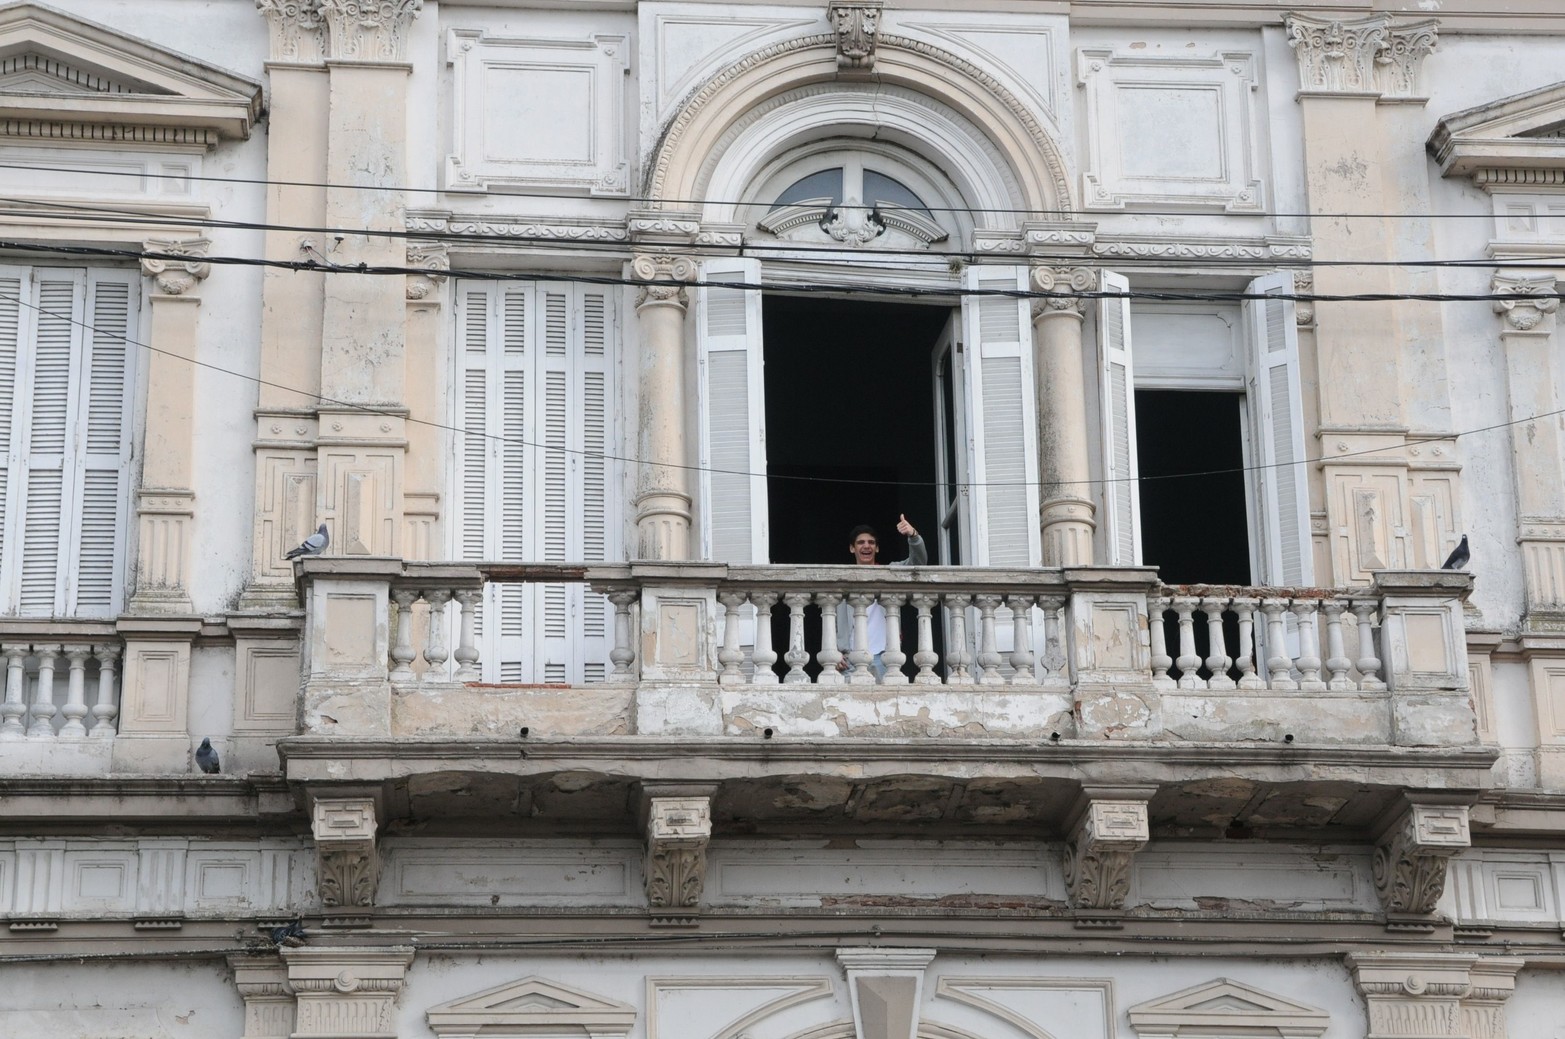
849 524 879 543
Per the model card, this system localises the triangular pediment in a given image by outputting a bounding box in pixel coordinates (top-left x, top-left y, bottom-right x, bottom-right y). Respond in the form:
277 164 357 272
1127 978 1329 1038
0 2 260 140
1428 80 1565 178
426 976 636 1037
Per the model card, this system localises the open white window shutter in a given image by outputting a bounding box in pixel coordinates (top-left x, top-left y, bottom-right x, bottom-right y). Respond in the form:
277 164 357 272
1244 271 1313 586
1098 270 1142 567
960 265 1042 567
696 257 768 563
72 270 137 615
0 269 22 609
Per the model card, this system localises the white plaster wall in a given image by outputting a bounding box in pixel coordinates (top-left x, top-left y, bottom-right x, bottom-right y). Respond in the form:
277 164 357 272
1509 968 1565 1039
0 959 243 1038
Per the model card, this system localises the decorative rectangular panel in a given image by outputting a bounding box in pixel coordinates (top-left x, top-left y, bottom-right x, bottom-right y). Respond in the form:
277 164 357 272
447 28 630 195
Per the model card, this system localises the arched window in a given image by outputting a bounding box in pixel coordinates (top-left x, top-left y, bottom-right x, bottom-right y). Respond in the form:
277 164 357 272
750 151 954 248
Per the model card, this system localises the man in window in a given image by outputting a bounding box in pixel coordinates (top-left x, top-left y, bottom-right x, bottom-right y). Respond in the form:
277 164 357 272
837 515 927 679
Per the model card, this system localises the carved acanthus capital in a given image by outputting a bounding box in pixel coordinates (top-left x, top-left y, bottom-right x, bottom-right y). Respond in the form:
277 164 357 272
1285 14 1437 98
829 1 883 71
644 796 711 909
1063 799 1149 911
1492 273 1559 332
1372 804 1469 916
631 253 697 310
1029 265 1094 319
312 798 379 908
142 237 212 296
1292 270 1315 326
256 0 327 63
405 241 448 301
318 0 422 62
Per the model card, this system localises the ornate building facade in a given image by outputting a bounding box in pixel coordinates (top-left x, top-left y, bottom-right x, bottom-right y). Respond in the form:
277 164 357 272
2 0 1565 1035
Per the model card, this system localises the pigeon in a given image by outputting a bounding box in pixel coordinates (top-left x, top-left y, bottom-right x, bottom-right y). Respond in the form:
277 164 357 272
269 920 307 947
1440 534 1470 570
195 737 220 774
285 522 329 560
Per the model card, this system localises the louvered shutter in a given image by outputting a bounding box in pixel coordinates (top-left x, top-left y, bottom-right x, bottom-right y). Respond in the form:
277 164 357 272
1244 271 1312 586
1098 270 1142 566
574 287 613 683
0 269 21 604
960 265 1041 567
696 257 768 563
72 271 136 614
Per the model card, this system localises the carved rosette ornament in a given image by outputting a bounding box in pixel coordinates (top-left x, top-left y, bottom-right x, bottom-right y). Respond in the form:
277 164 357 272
829 1 882 71
1492 273 1560 332
142 238 212 296
405 241 449 301
312 798 379 908
318 0 423 62
1063 800 1149 914
1372 804 1470 917
1285 14 1437 98
644 797 711 910
256 0 327 63
1029 265 1094 319
631 254 697 310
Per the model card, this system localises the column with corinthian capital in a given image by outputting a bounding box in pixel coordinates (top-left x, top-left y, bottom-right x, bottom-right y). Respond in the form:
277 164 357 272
631 254 697 560
1031 266 1097 565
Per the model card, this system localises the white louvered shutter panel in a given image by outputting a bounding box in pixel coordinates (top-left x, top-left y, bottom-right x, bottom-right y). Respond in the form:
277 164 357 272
1098 270 1142 566
0 267 21 606
575 287 614 684
18 269 85 615
539 288 571 684
1245 271 1313 586
71 270 136 615
696 257 768 563
960 265 1041 567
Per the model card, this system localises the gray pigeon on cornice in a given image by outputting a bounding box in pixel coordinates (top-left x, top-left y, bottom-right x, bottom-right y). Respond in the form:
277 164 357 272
285 522 329 560
195 737 220 775
1440 534 1470 570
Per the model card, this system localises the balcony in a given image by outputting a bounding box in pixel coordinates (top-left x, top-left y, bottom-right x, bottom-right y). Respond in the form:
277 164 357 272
0 622 124 775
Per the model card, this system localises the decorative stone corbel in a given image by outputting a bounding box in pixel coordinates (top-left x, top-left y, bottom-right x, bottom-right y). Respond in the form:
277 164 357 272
255 0 327 64
312 797 379 912
406 241 449 301
142 237 212 296
1293 269 1315 327
1492 272 1559 333
318 0 422 62
643 795 711 916
1063 796 1151 925
1372 803 1470 925
829 1 883 72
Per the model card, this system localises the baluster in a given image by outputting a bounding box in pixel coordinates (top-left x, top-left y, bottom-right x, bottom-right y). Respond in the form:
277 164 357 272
1232 597 1262 689
90 643 121 737
389 588 419 681
608 590 638 681
1352 601 1385 689
1261 599 1296 690
975 594 1005 685
1 644 27 737
1173 598 1203 689
453 590 481 681
815 592 845 685
1040 596 1068 682
1203 598 1234 691
783 592 811 684
1295 600 1325 691
28 644 59 737
910 593 940 685
422 590 452 677
944 594 972 684
1148 596 1174 689
880 594 908 685
752 592 780 685
1322 601 1353 690
718 591 747 684
1006 594 1036 685
58 644 91 737
846 593 876 684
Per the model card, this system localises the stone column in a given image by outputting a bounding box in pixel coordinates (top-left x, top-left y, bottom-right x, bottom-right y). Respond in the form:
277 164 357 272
284 946 412 1039
1030 266 1096 566
130 238 211 613
630 254 696 560
244 0 331 610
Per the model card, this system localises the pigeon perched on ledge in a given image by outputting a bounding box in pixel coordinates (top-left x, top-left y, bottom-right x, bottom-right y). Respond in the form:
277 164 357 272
269 920 307 947
195 737 220 774
285 522 329 560
1440 534 1470 570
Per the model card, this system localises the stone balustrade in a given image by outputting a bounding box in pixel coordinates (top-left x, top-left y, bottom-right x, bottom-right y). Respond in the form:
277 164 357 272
295 558 1477 746
0 626 122 742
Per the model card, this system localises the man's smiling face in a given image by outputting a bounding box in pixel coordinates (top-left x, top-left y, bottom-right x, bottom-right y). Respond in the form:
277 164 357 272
850 533 879 565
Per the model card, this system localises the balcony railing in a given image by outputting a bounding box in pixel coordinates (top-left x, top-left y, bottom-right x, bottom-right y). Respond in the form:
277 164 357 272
298 558 1477 748
0 625 122 740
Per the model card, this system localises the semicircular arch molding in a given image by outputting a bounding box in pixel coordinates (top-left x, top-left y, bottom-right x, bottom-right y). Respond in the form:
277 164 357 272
647 32 1071 221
